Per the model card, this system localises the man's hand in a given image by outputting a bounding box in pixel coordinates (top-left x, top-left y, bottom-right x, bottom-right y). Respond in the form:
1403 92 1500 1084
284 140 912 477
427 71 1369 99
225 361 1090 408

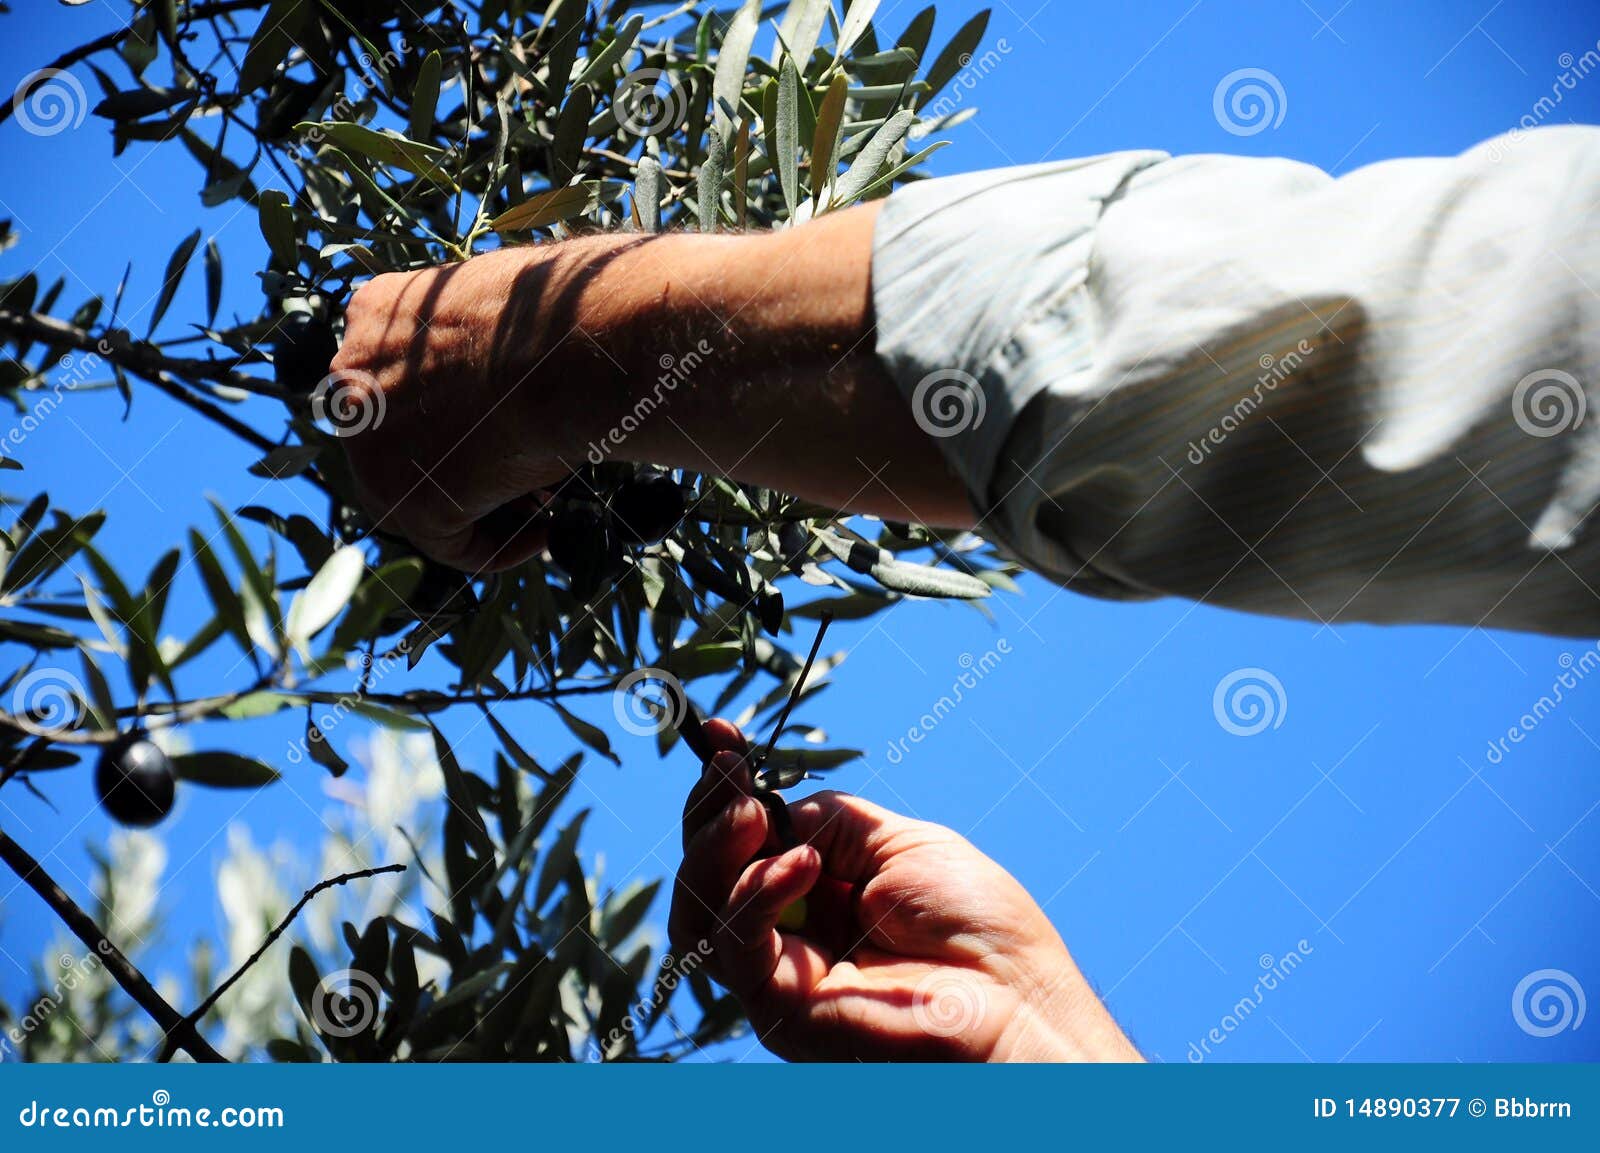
669 720 1140 1062
332 206 971 572
331 236 645 569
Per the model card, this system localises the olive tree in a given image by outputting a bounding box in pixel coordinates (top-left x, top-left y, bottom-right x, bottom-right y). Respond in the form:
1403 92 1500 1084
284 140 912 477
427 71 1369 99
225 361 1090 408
0 0 1013 1062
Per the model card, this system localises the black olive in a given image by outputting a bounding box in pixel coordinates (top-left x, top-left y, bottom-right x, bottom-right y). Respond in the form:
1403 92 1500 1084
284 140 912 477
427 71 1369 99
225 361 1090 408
611 468 686 545
273 311 338 393
95 736 176 828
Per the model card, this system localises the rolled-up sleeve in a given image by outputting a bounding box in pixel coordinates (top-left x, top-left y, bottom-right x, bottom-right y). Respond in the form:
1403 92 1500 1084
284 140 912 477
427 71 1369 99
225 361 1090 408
871 127 1600 635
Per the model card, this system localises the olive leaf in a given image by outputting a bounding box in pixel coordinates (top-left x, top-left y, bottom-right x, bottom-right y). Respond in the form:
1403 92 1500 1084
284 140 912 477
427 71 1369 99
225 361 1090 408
171 752 281 788
285 545 365 654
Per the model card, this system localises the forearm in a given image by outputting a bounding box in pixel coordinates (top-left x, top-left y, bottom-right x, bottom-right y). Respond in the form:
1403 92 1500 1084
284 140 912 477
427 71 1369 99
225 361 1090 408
532 206 974 527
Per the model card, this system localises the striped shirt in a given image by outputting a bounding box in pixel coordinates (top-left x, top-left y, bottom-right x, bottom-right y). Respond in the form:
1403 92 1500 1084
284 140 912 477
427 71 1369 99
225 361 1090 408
870 126 1600 636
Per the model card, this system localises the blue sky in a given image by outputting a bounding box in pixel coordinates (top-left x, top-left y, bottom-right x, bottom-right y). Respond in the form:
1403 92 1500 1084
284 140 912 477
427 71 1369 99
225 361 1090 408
3 0 1598 1062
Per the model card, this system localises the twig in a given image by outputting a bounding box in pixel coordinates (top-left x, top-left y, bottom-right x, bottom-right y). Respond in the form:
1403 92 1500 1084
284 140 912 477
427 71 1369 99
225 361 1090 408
0 308 286 399
758 611 833 769
1 676 629 747
136 369 280 454
0 828 226 1063
158 862 406 1060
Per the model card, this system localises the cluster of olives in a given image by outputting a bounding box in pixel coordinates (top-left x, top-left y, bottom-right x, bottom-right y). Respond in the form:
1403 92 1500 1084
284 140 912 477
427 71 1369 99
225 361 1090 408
95 734 176 828
547 467 686 600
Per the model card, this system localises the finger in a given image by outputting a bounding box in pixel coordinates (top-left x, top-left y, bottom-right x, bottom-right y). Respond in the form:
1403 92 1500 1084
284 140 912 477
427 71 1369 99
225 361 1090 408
713 845 829 1004
681 750 753 850
668 794 767 957
700 718 748 755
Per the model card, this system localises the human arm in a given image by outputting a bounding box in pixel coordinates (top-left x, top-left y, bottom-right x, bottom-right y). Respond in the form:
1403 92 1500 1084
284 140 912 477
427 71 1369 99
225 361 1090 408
337 127 1600 633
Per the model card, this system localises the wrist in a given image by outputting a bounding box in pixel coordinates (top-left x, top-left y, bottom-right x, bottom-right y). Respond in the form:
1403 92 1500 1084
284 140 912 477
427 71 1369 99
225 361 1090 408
992 950 1142 1063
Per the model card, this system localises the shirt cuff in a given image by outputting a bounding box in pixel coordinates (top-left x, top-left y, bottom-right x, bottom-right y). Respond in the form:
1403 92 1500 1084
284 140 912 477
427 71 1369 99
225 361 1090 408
869 152 1167 556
